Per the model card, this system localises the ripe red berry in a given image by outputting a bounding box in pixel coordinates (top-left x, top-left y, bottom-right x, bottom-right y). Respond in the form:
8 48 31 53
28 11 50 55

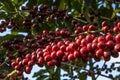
62 55 68 62
80 46 88 56
25 66 32 74
102 26 109 32
87 43 93 51
102 21 107 27
52 44 59 51
82 25 88 31
98 36 106 42
106 40 115 49
25 54 31 60
103 50 110 58
103 51 111 61
86 34 93 43
22 59 28 66
16 70 22 75
88 25 95 30
97 41 105 49
68 54 75 60
115 34 120 43
47 61 54 66
60 45 66 52
105 34 114 41
96 49 103 57
92 43 98 50
56 50 64 58
51 51 57 59
11 62 17 68
113 27 119 33
74 50 80 58
114 44 120 52
81 38 87 46
44 55 52 62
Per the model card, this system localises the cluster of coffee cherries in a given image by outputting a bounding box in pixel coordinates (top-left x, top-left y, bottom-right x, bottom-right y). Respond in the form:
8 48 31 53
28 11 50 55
10 20 120 75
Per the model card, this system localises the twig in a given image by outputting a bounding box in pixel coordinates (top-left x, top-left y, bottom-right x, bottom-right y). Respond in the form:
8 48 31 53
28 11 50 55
73 17 88 24
3 70 16 80
0 61 6 67
100 16 111 21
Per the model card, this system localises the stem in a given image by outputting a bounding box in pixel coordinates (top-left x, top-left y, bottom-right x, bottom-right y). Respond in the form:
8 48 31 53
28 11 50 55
3 70 16 80
0 61 6 67
73 17 88 24
89 59 96 80
100 16 111 21
95 61 106 79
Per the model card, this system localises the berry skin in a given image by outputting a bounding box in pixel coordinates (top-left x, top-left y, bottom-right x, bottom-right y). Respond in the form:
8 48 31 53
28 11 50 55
80 46 88 56
87 43 93 51
98 36 106 42
86 34 93 43
115 34 120 43
105 34 114 41
68 54 75 60
44 55 52 62
96 49 103 57
106 40 115 49
16 70 22 75
56 50 64 58
74 50 81 58
25 66 32 74
114 44 120 52
11 62 17 68
97 41 105 49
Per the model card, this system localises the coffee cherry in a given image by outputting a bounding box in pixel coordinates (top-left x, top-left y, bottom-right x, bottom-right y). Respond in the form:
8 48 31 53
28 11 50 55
68 54 75 60
102 21 107 27
86 34 93 43
11 62 17 68
115 34 120 43
82 25 88 31
106 40 115 49
98 36 106 42
44 55 52 62
56 50 64 58
22 59 28 66
105 34 114 41
96 49 103 57
80 46 88 56
47 61 54 66
97 41 106 49
103 50 111 61
25 66 32 74
16 70 22 75
74 50 81 58
113 27 119 33
114 44 120 52
87 43 93 51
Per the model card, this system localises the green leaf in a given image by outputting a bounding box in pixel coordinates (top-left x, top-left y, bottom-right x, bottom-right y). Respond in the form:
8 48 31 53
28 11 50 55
33 69 48 77
52 67 60 80
0 12 8 19
20 11 30 17
0 0 15 12
36 75 49 80
27 0 38 8
0 34 24 42
111 8 120 19
58 0 65 9
79 72 87 80
12 0 26 7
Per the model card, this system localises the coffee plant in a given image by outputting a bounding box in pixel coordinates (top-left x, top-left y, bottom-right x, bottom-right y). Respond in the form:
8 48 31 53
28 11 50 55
0 0 120 80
